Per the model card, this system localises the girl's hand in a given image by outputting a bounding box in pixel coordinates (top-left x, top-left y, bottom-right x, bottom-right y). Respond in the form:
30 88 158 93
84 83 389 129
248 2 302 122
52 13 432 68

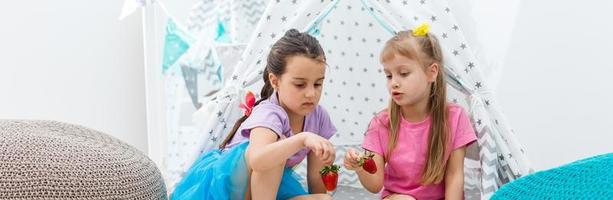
303 132 336 165
343 148 362 171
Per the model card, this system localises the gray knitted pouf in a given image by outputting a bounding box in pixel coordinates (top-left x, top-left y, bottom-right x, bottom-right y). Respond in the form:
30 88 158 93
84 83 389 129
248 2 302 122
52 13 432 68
0 120 167 199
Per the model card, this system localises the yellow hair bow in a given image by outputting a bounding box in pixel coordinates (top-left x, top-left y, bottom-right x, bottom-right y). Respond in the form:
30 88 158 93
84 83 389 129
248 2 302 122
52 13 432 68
412 23 430 37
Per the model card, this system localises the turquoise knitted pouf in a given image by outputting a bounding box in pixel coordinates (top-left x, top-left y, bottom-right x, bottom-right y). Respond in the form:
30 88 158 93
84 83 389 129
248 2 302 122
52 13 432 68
492 153 613 199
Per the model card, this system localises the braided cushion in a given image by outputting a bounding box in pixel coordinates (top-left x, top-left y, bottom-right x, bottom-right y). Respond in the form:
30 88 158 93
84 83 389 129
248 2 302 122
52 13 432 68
492 153 613 199
0 120 167 199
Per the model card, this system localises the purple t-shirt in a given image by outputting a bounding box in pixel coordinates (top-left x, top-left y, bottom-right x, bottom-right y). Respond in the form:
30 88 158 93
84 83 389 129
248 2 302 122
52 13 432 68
226 92 337 167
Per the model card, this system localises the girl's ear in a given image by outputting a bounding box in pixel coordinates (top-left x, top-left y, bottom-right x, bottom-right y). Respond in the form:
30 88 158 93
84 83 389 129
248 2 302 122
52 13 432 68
427 63 439 83
268 73 279 90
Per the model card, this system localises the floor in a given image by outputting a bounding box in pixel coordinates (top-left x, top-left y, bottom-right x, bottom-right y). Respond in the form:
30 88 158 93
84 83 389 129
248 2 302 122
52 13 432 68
331 186 380 199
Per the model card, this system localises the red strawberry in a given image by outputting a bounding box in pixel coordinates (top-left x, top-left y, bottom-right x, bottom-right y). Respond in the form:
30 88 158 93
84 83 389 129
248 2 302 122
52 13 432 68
320 164 340 191
359 151 377 174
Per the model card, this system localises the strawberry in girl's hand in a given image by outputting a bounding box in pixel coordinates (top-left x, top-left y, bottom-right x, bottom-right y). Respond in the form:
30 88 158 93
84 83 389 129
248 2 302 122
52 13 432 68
359 151 377 174
320 164 340 191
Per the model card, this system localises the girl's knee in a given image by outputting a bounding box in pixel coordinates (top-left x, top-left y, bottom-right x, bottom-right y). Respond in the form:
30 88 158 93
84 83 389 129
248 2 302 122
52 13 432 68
384 194 416 200
315 194 333 200
289 194 332 200
245 151 286 174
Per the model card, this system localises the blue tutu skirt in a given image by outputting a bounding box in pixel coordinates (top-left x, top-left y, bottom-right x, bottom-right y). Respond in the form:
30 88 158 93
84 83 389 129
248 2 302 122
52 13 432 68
171 142 308 200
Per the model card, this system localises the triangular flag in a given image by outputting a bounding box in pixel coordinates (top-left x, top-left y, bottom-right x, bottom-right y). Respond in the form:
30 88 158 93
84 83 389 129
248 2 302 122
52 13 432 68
214 19 231 43
162 19 195 73
118 0 149 20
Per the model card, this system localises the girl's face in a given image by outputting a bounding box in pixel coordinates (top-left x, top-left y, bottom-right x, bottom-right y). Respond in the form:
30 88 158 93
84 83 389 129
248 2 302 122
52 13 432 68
382 54 438 107
270 55 326 117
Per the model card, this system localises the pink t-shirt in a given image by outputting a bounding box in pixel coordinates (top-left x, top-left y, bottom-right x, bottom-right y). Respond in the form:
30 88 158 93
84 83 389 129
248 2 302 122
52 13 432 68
362 104 477 199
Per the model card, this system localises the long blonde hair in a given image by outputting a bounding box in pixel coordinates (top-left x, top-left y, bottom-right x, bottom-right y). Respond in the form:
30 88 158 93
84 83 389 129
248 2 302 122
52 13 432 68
380 30 449 185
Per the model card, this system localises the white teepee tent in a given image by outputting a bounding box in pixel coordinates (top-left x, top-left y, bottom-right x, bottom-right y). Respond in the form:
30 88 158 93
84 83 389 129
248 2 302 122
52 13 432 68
148 0 532 199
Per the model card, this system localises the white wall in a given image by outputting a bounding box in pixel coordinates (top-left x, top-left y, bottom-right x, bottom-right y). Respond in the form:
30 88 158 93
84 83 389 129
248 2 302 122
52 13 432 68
499 1 613 170
0 0 148 152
